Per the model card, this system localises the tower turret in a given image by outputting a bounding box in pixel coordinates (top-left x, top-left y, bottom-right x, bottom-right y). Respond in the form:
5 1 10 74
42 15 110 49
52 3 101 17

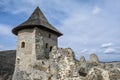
12 7 62 80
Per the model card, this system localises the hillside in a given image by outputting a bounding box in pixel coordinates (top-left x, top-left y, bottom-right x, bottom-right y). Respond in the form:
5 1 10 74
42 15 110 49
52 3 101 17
0 50 16 80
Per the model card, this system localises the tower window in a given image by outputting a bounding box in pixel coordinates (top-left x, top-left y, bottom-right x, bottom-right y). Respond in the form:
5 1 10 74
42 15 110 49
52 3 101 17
48 34 51 38
42 61 45 65
21 42 25 48
46 43 48 48
50 46 52 51
17 58 20 64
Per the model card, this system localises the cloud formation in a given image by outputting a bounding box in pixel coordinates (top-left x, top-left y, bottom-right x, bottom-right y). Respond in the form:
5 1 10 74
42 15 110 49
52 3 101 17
101 43 113 48
103 48 115 53
92 6 103 15
0 24 12 36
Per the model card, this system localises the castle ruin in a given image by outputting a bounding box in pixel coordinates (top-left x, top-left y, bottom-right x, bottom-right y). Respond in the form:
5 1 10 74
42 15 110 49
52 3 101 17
0 7 120 80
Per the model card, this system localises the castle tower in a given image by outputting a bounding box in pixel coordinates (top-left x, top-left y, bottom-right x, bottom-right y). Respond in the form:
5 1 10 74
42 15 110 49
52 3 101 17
12 7 62 79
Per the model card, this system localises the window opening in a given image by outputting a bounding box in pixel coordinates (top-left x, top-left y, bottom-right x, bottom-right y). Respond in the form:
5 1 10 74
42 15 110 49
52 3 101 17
17 58 20 64
50 46 52 51
42 61 45 65
21 42 25 48
48 34 51 38
46 43 48 48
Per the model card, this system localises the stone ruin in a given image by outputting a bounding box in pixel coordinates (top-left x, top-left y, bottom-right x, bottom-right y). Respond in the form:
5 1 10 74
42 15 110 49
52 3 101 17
12 46 120 80
0 48 120 80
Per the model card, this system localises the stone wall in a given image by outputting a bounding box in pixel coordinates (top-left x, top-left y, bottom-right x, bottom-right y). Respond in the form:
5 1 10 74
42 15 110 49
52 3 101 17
17 28 35 70
35 27 58 59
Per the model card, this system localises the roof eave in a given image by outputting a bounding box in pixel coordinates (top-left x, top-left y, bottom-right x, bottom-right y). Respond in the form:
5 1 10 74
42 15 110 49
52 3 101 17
12 25 63 37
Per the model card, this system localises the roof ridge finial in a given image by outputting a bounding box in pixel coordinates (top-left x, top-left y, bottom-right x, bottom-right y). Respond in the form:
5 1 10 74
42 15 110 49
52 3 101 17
36 6 40 9
34 6 40 11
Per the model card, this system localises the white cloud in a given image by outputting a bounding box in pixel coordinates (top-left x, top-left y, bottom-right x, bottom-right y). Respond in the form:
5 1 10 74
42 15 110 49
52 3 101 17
0 24 12 36
80 49 88 53
101 43 113 48
103 47 120 54
92 6 103 15
103 47 116 53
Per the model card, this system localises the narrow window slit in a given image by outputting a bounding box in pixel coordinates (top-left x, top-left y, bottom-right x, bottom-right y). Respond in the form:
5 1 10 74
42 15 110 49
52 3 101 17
50 46 52 51
46 43 48 48
21 42 25 48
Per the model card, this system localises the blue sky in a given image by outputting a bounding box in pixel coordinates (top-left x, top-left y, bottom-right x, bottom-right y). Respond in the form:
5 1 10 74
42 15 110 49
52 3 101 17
0 0 120 62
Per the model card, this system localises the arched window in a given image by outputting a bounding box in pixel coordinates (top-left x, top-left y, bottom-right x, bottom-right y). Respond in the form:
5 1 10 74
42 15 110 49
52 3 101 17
46 43 48 48
21 42 25 48
48 34 51 38
50 46 52 51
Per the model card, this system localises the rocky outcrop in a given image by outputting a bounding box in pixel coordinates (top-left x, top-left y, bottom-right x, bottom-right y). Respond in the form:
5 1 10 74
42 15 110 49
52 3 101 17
90 53 99 63
0 49 120 80
86 67 120 80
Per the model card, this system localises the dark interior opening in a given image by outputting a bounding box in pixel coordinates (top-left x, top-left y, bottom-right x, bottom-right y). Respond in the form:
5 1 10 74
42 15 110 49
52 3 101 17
46 43 48 48
21 42 25 48
49 34 51 38
50 46 52 51
78 67 87 77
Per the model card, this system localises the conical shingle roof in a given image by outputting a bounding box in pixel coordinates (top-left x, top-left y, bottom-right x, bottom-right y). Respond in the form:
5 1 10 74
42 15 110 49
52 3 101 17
12 7 62 36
